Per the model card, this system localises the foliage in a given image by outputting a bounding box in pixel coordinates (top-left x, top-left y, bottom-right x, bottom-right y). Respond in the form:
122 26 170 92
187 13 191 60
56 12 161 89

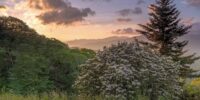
0 92 155 100
137 0 199 77
191 78 200 87
75 42 182 100
0 16 95 94
182 78 200 100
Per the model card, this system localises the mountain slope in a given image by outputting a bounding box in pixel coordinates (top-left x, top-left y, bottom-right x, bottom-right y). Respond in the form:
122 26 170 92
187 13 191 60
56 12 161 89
0 16 95 94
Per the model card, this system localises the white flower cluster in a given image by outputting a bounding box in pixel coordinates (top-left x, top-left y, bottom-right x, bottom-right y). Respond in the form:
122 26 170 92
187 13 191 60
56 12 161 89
75 42 182 100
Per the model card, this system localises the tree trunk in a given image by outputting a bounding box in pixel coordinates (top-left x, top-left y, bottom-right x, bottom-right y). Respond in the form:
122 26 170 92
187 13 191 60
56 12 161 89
150 83 158 100
150 92 158 100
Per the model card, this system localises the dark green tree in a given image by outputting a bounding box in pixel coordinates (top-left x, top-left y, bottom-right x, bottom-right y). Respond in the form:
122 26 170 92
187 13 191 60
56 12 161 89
0 16 95 94
0 48 15 90
137 0 199 77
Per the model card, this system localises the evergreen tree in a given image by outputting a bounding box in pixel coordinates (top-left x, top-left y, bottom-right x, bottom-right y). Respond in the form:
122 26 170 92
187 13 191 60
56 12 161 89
137 0 199 77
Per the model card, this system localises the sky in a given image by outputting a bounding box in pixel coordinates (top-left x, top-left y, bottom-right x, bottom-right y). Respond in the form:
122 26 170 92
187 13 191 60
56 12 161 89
0 0 200 41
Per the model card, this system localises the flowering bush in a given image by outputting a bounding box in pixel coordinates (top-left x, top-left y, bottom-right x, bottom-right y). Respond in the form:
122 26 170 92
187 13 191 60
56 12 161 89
75 42 182 100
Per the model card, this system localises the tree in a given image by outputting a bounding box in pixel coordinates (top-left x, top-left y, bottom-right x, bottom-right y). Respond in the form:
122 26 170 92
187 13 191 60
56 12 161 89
0 48 15 90
0 16 94 94
136 0 199 77
75 42 182 100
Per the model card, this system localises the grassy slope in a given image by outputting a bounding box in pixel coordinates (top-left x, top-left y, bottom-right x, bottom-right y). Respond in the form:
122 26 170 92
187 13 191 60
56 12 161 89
0 93 150 100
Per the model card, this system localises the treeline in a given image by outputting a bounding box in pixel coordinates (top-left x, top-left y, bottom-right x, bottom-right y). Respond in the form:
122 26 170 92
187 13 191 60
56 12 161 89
0 16 95 94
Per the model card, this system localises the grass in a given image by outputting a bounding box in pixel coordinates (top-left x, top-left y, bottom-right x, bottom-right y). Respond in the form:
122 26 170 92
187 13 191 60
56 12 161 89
0 93 110 100
0 93 152 100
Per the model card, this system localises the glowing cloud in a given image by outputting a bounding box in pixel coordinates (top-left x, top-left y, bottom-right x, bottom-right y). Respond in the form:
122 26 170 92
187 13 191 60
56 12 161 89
28 0 95 25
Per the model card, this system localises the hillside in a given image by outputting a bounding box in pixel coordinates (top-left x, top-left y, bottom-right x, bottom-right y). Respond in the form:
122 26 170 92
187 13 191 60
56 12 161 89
0 16 95 94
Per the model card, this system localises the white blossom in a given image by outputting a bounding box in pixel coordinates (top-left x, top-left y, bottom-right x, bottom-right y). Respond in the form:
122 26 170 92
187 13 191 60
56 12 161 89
75 42 182 100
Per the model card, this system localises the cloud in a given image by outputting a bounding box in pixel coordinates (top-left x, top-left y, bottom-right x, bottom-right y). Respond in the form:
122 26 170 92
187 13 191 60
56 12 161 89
0 5 8 16
112 27 136 35
117 7 142 17
82 0 144 4
191 22 200 34
0 5 6 9
137 0 145 5
186 0 200 8
82 0 111 2
182 17 194 25
28 0 95 25
116 18 132 23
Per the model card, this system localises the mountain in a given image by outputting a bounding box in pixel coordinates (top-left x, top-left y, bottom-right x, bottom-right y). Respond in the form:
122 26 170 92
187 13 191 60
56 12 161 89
67 22 200 53
67 35 199 55
67 34 200 69
182 33 200 70
182 34 200 55
67 36 146 50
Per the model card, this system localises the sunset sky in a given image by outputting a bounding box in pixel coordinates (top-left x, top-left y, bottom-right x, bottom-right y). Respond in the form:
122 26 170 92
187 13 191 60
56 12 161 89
0 0 200 41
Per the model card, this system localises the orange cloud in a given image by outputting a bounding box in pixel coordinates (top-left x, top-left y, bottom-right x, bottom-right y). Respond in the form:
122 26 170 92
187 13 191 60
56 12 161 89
28 0 95 25
0 5 6 9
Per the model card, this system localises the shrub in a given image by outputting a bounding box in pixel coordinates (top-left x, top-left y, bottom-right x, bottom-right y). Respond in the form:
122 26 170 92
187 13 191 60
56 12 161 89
75 42 182 100
183 78 200 100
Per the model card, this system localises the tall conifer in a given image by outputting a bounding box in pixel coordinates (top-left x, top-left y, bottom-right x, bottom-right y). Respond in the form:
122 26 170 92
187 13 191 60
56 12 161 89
137 0 199 76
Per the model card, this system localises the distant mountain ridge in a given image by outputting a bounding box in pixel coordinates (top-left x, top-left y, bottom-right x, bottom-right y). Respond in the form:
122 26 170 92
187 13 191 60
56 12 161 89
67 36 145 50
67 22 200 55
67 35 200 69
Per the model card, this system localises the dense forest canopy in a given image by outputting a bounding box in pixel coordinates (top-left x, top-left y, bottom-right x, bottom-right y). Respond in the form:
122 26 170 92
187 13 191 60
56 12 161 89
0 16 95 94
